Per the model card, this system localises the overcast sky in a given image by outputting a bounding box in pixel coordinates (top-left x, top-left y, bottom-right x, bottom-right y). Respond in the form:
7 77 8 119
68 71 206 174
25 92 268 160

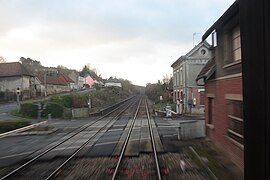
0 0 235 86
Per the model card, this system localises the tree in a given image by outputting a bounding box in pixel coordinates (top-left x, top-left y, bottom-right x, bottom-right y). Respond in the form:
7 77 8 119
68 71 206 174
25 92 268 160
0 56 6 63
80 65 90 77
79 65 103 81
145 74 173 103
20 57 41 66
57 65 68 69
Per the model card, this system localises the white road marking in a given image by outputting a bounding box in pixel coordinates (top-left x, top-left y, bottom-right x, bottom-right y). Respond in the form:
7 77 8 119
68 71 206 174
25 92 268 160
108 129 123 132
52 146 81 151
163 134 177 137
95 141 118 146
157 126 180 128
113 124 126 127
0 151 33 159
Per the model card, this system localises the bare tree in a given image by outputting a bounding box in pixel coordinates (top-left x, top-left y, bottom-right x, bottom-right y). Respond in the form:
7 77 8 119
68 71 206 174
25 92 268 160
0 56 6 63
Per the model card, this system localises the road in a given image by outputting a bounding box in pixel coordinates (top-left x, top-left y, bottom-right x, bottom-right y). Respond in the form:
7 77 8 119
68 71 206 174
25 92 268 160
0 103 18 120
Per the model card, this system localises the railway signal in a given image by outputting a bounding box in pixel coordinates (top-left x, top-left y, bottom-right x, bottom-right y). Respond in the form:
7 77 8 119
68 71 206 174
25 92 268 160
16 87 21 112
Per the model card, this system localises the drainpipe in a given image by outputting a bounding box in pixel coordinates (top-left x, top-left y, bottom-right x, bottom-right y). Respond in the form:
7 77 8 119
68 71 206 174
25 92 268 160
184 58 188 113
44 71 47 97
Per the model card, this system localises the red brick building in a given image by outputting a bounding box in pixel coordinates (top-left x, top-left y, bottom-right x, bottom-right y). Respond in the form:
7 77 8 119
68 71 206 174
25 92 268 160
196 1 243 174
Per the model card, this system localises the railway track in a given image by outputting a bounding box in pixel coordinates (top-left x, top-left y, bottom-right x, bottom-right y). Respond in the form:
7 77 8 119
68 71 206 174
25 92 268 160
0 96 138 180
1 95 212 179
112 97 162 180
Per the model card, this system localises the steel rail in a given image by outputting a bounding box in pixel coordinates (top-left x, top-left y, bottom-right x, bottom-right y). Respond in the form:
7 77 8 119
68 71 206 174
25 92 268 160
111 97 142 180
45 99 137 180
145 99 162 180
0 97 136 180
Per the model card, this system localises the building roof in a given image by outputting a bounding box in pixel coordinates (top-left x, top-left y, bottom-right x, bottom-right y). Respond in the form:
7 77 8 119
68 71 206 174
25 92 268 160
202 0 239 41
59 74 74 83
196 57 216 81
0 62 33 77
171 41 211 68
36 74 67 85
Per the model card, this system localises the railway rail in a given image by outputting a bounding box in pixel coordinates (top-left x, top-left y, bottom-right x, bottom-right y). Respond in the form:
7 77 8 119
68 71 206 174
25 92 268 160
112 97 162 180
0 96 138 180
0 95 214 180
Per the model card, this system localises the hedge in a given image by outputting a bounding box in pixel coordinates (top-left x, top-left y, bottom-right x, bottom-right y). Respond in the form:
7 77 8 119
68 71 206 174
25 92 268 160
19 103 38 118
20 102 64 118
0 120 31 133
49 95 72 108
43 102 64 118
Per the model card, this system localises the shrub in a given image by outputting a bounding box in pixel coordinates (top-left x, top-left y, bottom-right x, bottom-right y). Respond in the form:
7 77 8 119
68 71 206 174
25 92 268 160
49 95 72 108
72 93 88 108
20 103 38 118
0 120 31 133
43 103 64 118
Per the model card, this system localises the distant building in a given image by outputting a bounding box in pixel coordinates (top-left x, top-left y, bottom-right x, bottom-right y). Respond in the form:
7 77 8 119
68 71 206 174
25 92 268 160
104 82 122 88
35 74 70 95
171 41 212 114
196 1 243 174
68 71 84 90
0 62 35 101
104 77 122 88
83 75 95 88
58 74 75 90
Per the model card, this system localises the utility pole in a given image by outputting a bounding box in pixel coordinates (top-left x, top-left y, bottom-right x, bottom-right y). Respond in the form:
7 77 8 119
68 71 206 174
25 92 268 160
44 70 47 97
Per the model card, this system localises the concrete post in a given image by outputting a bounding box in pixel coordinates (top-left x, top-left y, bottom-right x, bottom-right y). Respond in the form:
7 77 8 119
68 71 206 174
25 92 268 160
48 113 51 124
178 123 182 140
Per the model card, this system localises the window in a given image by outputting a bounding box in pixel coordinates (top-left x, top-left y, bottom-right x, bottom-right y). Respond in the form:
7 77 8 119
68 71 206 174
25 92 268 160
226 100 244 145
180 68 183 85
211 30 217 47
176 69 179 86
208 97 214 124
199 90 205 105
224 24 242 66
173 71 176 86
232 25 241 62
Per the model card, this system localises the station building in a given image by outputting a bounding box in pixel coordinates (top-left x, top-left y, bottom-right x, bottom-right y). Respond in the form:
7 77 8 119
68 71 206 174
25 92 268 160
171 41 212 114
196 1 244 174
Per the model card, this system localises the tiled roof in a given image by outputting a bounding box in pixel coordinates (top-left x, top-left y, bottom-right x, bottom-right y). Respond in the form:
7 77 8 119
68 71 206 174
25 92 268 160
196 57 216 81
59 74 74 83
0 62 33 77
36 74 67 85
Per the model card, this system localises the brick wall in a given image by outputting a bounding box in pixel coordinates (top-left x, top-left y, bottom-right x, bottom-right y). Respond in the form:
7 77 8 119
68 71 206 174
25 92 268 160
205 76 244 174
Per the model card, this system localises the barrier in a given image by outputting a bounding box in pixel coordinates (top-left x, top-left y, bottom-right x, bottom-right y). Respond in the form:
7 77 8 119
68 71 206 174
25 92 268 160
0 121 48 139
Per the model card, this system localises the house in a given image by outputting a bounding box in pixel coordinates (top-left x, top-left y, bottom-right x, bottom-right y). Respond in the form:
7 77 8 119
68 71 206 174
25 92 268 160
105 82 122 88
68 71 84 90
0 62 35 101
94 79 104 87
58 74 75 90
83 74 95 88
36 74 70 95
171 41 212 114
105 78 122 88
196 1 243 174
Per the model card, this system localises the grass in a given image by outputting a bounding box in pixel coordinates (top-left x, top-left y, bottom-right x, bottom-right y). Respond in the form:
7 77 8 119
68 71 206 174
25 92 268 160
10 110 28 118
186 142 237 180
27 126 55 132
